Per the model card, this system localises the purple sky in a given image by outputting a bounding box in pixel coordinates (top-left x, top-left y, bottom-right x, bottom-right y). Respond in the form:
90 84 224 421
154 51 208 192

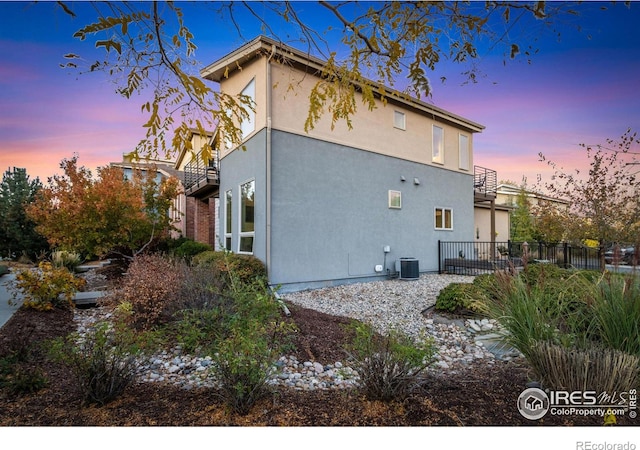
1 1 639 187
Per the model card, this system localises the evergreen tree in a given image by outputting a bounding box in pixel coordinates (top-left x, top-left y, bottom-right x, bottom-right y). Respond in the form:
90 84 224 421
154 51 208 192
510 185 535 243
0 167 49 259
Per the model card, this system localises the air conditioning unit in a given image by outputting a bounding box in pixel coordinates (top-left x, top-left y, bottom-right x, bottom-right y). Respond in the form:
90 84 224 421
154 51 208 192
397 257 419 280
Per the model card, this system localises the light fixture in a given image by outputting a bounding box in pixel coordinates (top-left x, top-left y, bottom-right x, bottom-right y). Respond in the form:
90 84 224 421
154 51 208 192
413 177 420 185
400 176 406 182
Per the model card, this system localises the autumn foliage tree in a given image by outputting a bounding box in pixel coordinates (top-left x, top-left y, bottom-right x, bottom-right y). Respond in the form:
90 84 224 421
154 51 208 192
538 129 640 252
27 156 180 259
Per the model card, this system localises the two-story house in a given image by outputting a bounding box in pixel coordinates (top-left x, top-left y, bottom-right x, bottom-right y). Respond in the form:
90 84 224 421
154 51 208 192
182 36 495 292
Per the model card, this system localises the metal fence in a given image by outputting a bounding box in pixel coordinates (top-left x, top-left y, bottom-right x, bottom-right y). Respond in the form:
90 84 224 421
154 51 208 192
438 240 603 275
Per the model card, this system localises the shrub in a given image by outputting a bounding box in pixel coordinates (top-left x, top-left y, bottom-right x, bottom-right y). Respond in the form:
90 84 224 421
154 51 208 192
210 282 294 415
345 322 435 402
110 254 186 330
527 341 638 392
173 240 212 261
212 324 277 415
48 320 141 406
50 250 82 272
434 282 482 314
589 273 640 357
482 270 640 393
0 337 48 396
11 261 85 311
193 251 267 290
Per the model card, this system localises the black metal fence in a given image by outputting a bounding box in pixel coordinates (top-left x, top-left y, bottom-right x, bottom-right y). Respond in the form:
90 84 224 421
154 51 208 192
438 240 603 275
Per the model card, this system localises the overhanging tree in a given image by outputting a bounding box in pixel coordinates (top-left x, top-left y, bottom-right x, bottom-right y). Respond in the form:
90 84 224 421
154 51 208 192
26 156 180 259
57 1 584 162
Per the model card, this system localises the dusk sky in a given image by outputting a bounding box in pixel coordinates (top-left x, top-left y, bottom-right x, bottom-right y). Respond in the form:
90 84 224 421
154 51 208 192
1 1 639 188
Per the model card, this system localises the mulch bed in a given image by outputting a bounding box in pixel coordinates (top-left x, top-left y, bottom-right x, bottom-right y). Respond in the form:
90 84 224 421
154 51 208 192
0 297 618 426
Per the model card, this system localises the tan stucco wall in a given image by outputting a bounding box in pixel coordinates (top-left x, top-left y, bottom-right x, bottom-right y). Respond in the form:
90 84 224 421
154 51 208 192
474 206 511 242
218 57 267 159
217 54 475 173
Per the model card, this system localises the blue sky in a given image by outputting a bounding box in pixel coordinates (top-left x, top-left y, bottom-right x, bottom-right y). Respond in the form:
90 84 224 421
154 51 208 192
1 1 639 187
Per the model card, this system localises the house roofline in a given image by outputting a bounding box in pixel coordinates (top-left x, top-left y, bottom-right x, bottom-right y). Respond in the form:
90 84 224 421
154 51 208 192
200 35 485 133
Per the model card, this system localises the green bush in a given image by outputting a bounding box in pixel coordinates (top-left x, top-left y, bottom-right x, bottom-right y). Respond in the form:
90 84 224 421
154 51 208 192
434 282 482 314
345 322 435 402
173 240 212 261
48 321 141 406
193 251 267 290
482 270 640 392
209 282 294 415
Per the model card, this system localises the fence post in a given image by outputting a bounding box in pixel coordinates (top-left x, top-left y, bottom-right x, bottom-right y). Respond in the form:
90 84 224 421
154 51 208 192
438 240 442 274
563 242 569 268
508 240 512 257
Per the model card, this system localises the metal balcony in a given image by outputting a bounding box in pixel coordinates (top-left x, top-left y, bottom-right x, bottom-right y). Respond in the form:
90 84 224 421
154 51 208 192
473 165 497 202
184 150 220 198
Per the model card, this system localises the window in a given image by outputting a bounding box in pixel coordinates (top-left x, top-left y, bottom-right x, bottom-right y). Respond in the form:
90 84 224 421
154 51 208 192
393 111 406 130
459 134 470 171
432 125 444 164
224 189 232 250
240 78 256 139
435 207 453 230
388 190 402 209
239 179 255 254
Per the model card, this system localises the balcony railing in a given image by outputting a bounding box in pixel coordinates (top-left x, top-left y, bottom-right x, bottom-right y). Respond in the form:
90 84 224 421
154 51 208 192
184 150 220 197
473 165 497 199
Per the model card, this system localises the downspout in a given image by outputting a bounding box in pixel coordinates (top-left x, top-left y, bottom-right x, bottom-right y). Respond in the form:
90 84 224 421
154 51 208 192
266 45 276 281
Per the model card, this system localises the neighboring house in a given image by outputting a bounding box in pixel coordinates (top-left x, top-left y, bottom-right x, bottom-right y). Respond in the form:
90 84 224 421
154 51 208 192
495 183 570 211
175 130 219 248
474 202 512 242
184 36 496 292
110 155 186 239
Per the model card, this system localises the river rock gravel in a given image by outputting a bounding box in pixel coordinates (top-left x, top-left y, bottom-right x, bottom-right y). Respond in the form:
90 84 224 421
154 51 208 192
73 273 518 392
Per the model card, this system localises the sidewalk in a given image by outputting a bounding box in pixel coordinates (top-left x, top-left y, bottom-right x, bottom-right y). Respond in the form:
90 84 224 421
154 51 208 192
0 273 22 329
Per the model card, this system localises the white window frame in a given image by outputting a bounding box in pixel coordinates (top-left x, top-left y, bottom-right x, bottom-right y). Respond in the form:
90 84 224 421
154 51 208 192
393 111 406 130
238 178 255 255
240 78 256 140
459 134 470 171
432 125 444 164
388 190 402 209
434 207 453 230
224 189 232 251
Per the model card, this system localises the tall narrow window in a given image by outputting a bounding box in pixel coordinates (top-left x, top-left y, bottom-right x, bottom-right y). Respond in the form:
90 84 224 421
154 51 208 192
432 125 444 164
459 134 470 170
224 190 232 250
435 207 453 230
239 179 255 254
394 111 406 130
240 78 256 140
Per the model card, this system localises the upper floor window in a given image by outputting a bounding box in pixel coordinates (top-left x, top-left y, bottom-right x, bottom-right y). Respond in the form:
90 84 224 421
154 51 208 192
394 111 406 130
459 134 470 171
388 190 402 209
240 78 256 140
432 125 444 164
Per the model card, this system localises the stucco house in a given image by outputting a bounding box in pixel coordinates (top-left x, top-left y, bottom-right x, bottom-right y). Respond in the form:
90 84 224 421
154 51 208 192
180 36 498 292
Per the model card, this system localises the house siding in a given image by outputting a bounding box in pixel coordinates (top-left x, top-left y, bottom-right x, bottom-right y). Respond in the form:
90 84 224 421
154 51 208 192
268 130 474 291
218 129 267 260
